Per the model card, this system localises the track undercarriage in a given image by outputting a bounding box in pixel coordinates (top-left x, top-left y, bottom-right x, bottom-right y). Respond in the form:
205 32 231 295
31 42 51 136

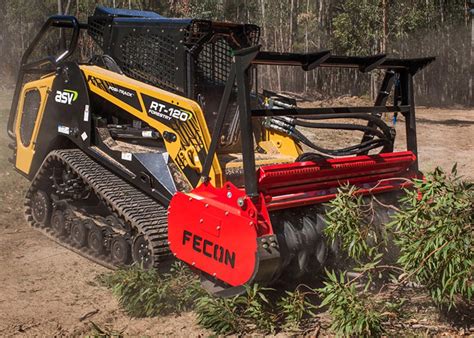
25 149 170 270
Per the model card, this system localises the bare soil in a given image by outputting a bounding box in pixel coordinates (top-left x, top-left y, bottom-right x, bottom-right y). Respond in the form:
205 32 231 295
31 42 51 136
0 91 208 336
0 89 472 335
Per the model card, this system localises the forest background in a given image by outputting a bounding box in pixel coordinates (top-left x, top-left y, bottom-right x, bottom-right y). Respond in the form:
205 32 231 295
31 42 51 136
0 0 472 106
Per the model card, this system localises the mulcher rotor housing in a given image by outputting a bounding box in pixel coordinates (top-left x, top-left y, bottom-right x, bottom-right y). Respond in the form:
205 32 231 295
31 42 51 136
7 6 434 295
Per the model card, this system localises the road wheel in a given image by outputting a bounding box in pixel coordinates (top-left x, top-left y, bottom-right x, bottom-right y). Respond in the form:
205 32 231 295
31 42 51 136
132 235 153 269
31 190 52 226
71 220 88 247
88 226 105 255
51 210 68 236
111 237 131 265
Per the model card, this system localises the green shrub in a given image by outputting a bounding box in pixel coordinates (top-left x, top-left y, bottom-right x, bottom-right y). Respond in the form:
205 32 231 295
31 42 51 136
99 262 204 317
320 184 403 336
324 185 387 263
194 294 247 334
318 270 386 336
277 287 316 330
389 166 473 308
195 284 277 334
102 266 314 334
320 166 473 336
195 284 317 334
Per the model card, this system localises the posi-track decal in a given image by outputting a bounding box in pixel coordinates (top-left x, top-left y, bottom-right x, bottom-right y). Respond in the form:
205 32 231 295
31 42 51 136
87 75 142 111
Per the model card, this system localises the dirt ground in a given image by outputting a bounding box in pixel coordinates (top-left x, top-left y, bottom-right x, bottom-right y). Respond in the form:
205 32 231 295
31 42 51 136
0 91 208 336
0 89 472 335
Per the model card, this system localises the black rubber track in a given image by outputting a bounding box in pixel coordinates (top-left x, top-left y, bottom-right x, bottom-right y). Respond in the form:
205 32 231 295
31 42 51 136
24 149 171 269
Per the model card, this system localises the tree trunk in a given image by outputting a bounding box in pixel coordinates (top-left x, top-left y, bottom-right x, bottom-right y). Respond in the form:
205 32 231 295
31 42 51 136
381 0 388 53
64 0 72 15
304 0 310 93
470 10 474 106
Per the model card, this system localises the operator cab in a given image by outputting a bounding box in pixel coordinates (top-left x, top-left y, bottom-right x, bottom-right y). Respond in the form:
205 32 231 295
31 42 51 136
86 6 294 186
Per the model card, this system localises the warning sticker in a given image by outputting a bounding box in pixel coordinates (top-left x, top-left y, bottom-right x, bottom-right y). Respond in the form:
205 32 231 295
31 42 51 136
121 152 132 161
58 125 70 135
83 105 90 122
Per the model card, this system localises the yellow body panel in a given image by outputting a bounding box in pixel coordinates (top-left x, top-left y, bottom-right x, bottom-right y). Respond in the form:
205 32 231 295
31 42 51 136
80 65 224 187
15 75 55 174
14 64 300 186
261 130 302 158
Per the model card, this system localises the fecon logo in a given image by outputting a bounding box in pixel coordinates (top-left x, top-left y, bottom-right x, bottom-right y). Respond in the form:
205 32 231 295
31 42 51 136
148 101 192 122
55 90 78 105
182 230 236 268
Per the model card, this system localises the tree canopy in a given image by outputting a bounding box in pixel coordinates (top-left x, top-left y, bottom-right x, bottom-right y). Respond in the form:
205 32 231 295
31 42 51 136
0 0 471 106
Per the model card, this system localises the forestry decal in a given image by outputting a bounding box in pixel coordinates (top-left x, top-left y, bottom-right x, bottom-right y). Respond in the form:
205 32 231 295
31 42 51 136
182 230 236 268
87 75 141 111
142 93 193 124
148 101 193 122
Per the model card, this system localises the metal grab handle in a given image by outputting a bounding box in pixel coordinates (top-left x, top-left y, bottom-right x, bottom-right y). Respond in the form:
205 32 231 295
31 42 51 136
20 15 80 68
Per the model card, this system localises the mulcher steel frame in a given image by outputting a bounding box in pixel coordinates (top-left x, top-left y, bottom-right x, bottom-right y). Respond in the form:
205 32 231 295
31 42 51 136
201 44 434 198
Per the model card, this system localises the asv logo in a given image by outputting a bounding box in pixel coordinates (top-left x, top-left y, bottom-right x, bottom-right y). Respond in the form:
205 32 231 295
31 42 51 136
55 90 78 105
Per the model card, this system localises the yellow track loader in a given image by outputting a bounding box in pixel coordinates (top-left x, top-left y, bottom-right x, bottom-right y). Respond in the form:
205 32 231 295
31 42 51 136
7 7 434 296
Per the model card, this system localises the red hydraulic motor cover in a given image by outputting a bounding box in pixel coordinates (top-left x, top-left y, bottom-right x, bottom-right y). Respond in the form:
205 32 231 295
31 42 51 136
168 151 417 288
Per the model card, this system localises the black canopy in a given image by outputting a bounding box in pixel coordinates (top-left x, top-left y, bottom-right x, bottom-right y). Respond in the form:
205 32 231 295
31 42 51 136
253 50 435 74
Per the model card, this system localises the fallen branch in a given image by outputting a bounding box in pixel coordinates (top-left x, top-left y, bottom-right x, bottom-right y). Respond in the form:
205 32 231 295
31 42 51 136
79 309 99 322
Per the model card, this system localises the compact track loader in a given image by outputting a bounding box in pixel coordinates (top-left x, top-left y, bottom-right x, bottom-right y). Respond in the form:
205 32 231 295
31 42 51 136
7 7 434 295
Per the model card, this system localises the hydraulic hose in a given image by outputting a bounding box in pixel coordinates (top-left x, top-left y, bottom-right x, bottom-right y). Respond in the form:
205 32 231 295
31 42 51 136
272 117 387 140
264 113 393 157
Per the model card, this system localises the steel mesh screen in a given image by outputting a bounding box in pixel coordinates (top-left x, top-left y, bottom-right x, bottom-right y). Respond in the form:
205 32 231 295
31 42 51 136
117 32 179 93
88 17 108 47
191 24 260 151
20 90 41 147
196 38 233 87
246 28 260 46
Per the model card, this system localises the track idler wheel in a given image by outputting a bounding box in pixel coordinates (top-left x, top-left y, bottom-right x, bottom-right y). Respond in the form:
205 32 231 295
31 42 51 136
88 225 105 255
31 190 52 226
51 210 68 236
111 237 131 266
132 235 153 269
71 219 88 247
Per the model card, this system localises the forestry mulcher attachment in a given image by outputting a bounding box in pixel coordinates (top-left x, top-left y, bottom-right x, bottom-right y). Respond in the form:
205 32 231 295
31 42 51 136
7 7 434 296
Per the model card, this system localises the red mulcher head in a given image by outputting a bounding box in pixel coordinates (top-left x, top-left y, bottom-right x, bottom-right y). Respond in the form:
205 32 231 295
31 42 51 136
168 151 417 295
168 44 434 296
